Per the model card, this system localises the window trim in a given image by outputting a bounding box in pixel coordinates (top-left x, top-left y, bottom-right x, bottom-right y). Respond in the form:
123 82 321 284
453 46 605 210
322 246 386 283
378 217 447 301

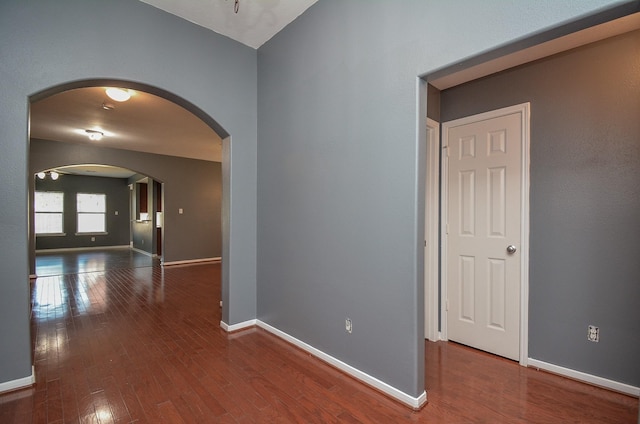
76 192 107 234
34 190 65 236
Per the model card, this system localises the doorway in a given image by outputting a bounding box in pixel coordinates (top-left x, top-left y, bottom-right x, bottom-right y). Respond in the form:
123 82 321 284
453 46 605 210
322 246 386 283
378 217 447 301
28 83 224 276
423 12 640 371
441 104 530 362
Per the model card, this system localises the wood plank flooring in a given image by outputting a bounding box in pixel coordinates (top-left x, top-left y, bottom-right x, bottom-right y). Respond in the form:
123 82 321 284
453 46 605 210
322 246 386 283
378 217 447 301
1 258 637 423
35 247 158 277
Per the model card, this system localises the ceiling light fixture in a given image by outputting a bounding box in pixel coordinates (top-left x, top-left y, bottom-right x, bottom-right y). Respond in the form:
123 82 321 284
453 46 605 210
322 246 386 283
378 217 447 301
36 171 60 180
85 129 104 141
105 87 132 102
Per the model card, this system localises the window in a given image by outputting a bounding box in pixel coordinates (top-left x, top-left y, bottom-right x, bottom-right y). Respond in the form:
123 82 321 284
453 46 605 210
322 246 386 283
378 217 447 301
35 191 64 235
77 193 106 233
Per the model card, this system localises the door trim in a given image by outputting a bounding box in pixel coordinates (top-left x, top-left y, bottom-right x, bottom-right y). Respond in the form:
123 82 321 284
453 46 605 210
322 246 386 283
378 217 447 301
424 118 440 341
438 103 530 366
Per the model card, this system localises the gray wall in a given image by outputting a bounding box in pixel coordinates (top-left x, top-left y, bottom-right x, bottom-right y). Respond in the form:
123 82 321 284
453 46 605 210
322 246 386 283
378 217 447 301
256 0 635 398
440 30 640 386
34 173 130 250
31 139 221 265
131 220 154 254
0 0 257 385
130 178 156 255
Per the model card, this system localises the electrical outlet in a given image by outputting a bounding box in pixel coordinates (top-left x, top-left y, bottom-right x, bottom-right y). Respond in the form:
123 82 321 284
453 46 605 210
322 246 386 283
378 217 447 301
345 318 353 334
587 325 599 342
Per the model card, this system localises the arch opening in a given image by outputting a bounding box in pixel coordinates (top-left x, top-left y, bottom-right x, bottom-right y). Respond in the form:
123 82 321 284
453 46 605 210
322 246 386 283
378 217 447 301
28 79 229 313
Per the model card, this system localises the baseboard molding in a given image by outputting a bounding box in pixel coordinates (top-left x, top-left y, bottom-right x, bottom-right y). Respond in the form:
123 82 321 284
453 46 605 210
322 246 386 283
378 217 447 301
425 333 442 342
256 320 427 409
36 245 130 253
163 257 221 266
131 247 153 257
0 367 35 394
528 358 639 397
220 319 256 332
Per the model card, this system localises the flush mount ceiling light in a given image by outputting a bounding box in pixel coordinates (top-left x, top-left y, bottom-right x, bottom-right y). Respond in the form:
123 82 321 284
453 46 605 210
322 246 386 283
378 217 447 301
105 87 132 102
85 129 104 141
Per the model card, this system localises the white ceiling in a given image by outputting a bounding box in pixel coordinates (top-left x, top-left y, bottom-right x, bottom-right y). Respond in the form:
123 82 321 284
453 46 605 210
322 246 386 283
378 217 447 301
31 86 222 178
139 0 319 49
54 165 138 179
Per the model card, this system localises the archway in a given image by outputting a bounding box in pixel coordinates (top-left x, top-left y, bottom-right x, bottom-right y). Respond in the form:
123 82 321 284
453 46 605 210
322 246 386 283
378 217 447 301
0 1 260 393
31 164 166 274
28 79 230 317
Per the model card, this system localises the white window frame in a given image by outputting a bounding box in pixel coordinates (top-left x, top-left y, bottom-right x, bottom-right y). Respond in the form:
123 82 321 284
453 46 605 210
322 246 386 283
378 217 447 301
34 191 65 236
76 193 108 235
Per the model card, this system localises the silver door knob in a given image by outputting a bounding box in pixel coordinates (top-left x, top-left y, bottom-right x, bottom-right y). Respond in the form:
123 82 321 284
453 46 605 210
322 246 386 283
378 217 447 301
506 245 517 254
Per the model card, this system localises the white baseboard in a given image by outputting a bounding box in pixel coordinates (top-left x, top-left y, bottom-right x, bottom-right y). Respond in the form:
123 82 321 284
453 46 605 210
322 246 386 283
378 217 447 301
528 358 639 397
220 319 256 332
163 257 221 266
36 245 130 253
131 247 153 257
257 320 427 409
0 367 35 394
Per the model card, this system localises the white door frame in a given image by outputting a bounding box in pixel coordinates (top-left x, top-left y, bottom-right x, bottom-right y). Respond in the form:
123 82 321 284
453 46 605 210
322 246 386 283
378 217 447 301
427 103 530 366
424 118 440 341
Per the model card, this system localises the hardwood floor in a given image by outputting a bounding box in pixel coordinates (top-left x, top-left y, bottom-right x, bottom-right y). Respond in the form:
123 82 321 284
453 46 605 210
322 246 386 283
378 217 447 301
1 258 637 423
35 247 158 277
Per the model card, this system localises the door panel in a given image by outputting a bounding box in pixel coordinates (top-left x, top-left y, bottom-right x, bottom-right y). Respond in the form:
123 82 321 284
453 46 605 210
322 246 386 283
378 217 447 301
445 109 523 361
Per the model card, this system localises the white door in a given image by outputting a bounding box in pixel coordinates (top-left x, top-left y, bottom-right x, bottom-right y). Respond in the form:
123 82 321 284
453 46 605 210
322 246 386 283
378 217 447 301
443 104 528 361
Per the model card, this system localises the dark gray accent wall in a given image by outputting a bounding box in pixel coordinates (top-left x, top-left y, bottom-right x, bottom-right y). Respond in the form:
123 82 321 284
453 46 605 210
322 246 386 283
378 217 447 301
256 0 634 398
35 174 130 250
30 139 221 264
0 0 257 386
130 178 155 255
440 31 640 386
131 221 154 255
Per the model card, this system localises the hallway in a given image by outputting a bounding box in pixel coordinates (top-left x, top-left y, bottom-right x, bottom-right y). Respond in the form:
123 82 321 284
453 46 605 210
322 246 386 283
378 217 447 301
0 257 636 422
